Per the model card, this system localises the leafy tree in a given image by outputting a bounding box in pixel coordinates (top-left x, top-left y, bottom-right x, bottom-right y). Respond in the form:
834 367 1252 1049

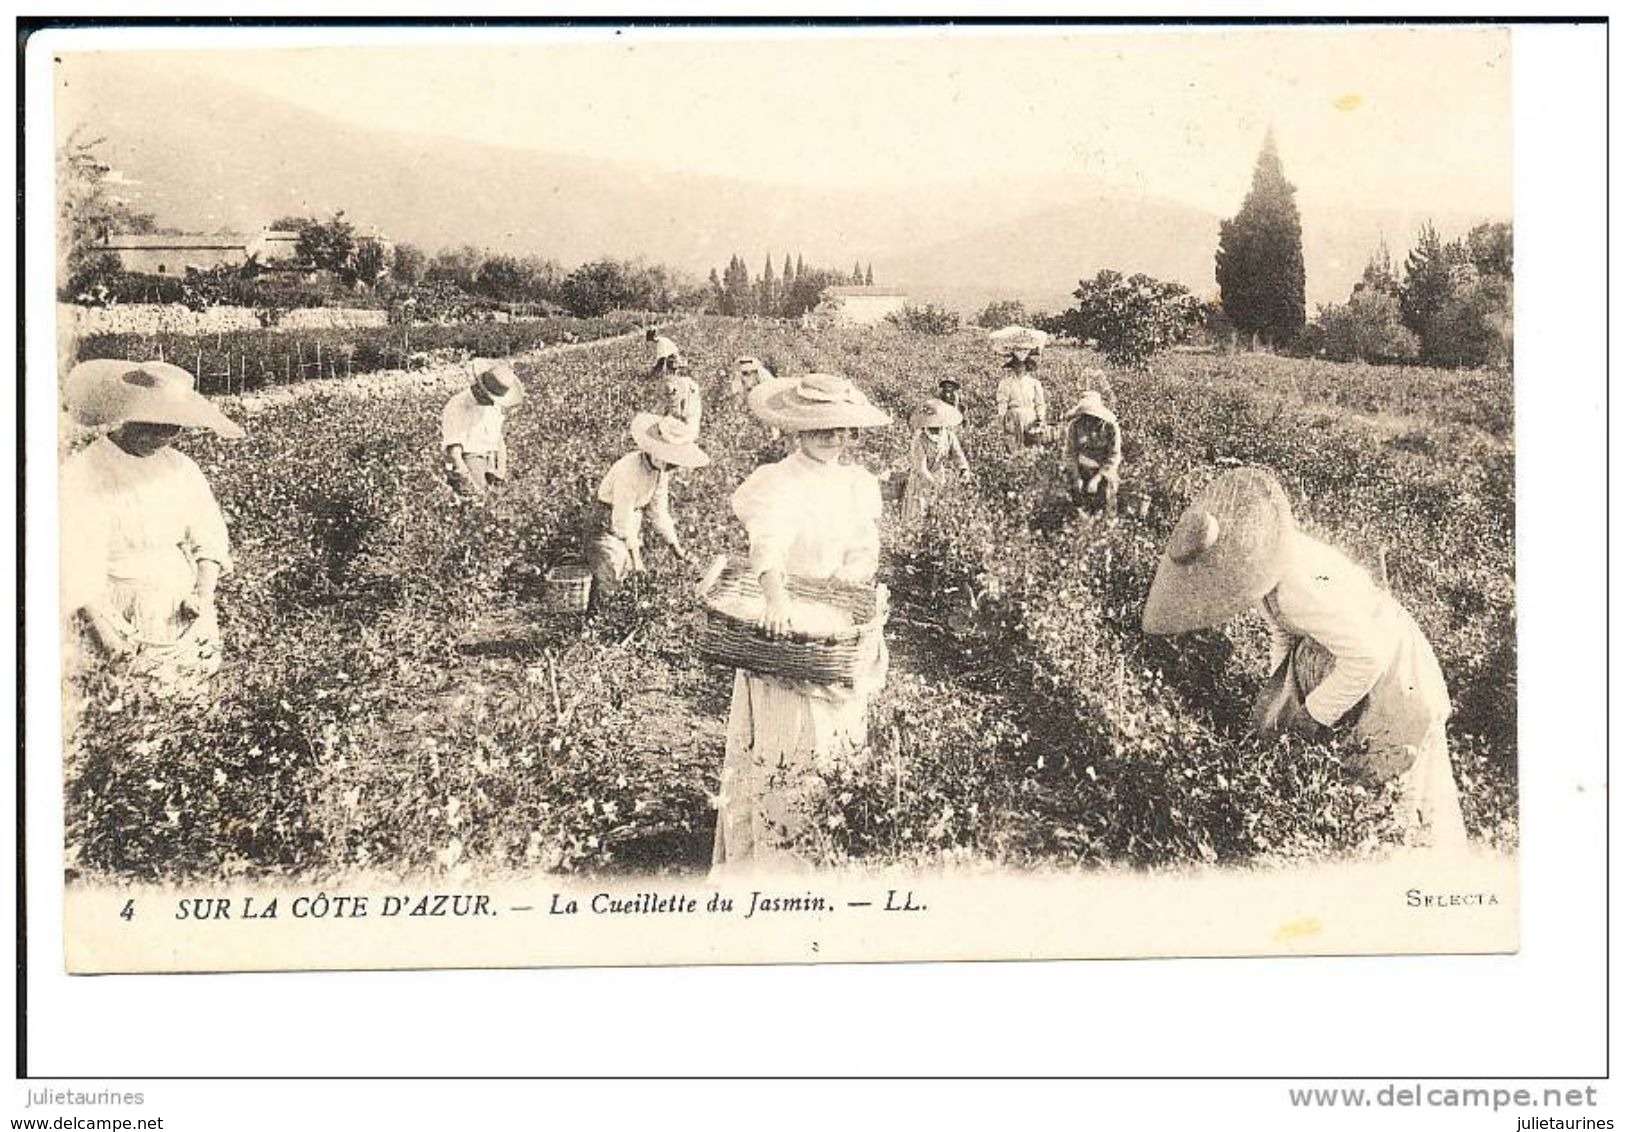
426 245 484 291
974 299 1028 329
351 239 390 291
559 257 682 316
781 265 841 317
267 214 317 233
56 128 159 285
1314 289 1420 363
1060 269 1203 369
296 212 358 276
391 243 428 287
1426 275 1512 369
1465 221 1513 281
473 253 539 302
1215 131 1307 347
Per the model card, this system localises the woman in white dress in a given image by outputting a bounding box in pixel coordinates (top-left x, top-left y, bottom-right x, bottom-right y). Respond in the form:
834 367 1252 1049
712 373 892 872
60 359 245 694
1142 467 1467 851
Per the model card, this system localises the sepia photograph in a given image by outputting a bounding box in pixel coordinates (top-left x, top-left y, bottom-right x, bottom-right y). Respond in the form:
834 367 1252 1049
42 22 1522 974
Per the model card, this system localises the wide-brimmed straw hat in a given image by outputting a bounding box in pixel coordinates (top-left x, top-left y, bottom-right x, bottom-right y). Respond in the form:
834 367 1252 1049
630 412 710 468
64 359 244 439
471 359 524 407
747 373 892 432
1141 468 1297 635
911 398 963 430
1066 390 1117 425
989 325 1049 357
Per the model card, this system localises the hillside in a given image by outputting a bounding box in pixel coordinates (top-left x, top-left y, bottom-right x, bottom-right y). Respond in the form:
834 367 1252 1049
59 54 1503 311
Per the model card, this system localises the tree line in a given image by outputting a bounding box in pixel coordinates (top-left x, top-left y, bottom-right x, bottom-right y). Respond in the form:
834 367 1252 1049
708 254 875 318
1212 130 1512 368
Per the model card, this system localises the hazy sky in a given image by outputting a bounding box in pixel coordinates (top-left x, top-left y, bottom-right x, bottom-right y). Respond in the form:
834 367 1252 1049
83 25 1510 218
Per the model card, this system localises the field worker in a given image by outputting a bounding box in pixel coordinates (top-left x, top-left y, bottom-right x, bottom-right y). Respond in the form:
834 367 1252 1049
901 398 971 529
646 328 681 376
1141 467 1467 851
585 413 708 598
658 355 703 431
442 360 523 497
730 355 773 398
712 373 892 872
1059 390 1123 516
59 359 245 694
935 376 965 415
995 350 1048 454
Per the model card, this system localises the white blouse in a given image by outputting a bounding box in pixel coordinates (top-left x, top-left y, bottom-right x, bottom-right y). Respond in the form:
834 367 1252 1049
732 451 881 583
1262 532 1402 727
996 372 1048 420
441 390 506 455
597 451 677 550
59 436 232 615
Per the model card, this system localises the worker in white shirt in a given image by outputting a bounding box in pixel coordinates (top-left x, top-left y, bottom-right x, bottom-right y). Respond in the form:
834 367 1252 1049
442 360 523 497
646 328 681 377
1142 467 1467 851
657 356 703 431
585 413 709 597
994 350 1048 455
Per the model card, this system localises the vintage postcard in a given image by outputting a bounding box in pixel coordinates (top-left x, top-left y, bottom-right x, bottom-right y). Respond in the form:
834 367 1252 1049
39 23 1519 973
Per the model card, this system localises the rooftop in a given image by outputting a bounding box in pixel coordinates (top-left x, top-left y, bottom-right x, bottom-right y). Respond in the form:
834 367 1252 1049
99 233 251 249
822 285 908 298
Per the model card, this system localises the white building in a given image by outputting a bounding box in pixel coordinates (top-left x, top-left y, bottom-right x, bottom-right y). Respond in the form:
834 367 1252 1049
814 285 909 326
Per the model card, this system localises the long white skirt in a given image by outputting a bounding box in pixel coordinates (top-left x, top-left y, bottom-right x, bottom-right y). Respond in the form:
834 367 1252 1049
710 670 875 874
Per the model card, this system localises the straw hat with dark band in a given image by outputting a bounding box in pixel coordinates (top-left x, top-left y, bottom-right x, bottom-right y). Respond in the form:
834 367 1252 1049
747 373 892 432
630 412 710 468
910 398 963 430
472 360 524 407
64 359 245 439
1141 467 1297 635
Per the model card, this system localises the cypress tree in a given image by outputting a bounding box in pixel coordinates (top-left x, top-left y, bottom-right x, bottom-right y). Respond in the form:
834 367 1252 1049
1215 131 1307 347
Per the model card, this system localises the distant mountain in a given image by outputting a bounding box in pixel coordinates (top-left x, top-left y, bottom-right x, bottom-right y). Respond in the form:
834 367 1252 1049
879 199 1504 315
874 196 1220 315
58 56 1504 313
58 57 1091 274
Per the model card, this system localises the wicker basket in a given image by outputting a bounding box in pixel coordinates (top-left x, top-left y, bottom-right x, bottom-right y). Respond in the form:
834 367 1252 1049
1025 422 1062 447
696 559 886 687
543 563 593 613
879 472 908 503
